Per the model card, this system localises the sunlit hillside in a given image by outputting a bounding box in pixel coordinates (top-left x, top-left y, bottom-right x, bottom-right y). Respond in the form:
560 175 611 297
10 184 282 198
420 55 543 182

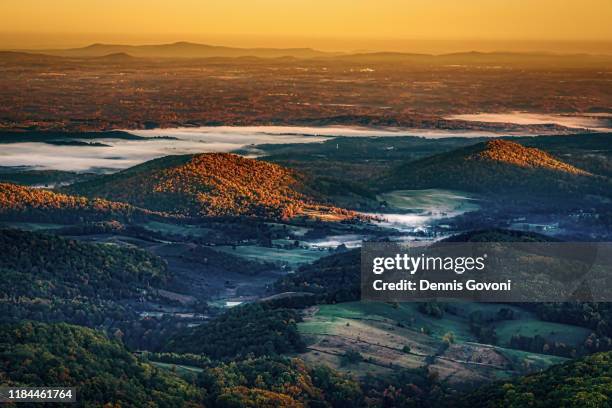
66 153 359 220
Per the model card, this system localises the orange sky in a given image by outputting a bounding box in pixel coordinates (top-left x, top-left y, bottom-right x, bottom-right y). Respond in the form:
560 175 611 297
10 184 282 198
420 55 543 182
2 0 612 53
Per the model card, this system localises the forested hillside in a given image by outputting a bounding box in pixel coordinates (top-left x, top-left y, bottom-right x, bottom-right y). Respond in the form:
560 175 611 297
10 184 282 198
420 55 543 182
66 153 357 220
0 229 169 328
274 248 361 303
380 140 610 197
0 321 204 407
197 356 364 407
0 319 366 407
0 182 156 223
165 303 305 359
452 351 612 407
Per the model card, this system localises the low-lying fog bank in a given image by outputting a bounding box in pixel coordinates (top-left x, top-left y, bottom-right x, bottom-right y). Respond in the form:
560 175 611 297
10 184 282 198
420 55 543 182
0 125 586 172
446 112 612 132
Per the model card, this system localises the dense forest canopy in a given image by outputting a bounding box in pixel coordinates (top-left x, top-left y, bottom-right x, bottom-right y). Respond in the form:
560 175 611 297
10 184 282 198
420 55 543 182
0 321 204 407
452 351 612 407
165 303 306 359
0 228 172 340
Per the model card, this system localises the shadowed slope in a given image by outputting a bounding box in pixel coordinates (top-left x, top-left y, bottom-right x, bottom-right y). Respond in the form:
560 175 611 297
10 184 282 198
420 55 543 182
380 139 605 196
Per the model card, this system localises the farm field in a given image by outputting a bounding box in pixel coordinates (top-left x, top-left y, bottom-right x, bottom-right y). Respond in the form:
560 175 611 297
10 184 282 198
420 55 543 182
213 244 330 267
493 319 591 347
141 221 215 238
0 221 67 231
378 189 480 214
298 302 571 384
149 361 205 376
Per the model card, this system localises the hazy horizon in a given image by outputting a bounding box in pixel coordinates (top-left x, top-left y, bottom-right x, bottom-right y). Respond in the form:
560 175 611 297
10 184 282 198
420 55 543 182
2 0 611 55
3 35 612 56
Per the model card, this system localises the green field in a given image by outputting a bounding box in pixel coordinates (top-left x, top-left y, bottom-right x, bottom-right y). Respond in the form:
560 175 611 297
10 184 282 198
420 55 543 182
493 319 591 346
0 221 68 231
301 302 589 347
213 244 328 267
264 222 311 237
496 348 567 373
298 302 578 384
300 302 475 342
142 221 214 237
150 361 204 377
378 189 480 214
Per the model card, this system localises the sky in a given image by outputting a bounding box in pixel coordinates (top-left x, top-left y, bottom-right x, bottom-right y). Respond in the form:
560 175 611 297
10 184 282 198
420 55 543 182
2 0 612 53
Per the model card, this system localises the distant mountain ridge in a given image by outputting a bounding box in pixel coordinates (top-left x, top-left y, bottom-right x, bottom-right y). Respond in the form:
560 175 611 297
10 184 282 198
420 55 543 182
7 42 612 65
28 41 338 59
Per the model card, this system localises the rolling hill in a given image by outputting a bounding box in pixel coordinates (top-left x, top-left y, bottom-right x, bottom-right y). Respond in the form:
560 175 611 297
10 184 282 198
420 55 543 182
64 153 357 220
0 228 169 327
0 321 204 407
380 139 608 196
0 320 363 407
164 302 305 359
274 248 361 303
